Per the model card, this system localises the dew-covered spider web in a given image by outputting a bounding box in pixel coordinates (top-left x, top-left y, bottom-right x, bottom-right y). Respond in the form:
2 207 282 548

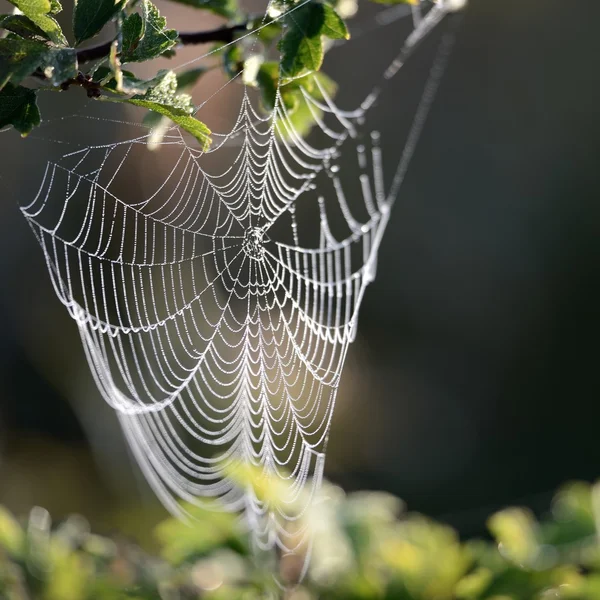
20 0 462 566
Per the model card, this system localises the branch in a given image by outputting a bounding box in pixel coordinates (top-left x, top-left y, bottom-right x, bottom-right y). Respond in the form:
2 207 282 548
76 22 249 64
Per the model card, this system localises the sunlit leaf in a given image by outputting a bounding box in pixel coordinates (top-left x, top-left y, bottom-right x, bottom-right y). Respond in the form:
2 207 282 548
114 97 211 150
279 1 349 78
120 0 178 63
488 508 540 568
7 0 67 45
0 506 24 556
0 14 51 40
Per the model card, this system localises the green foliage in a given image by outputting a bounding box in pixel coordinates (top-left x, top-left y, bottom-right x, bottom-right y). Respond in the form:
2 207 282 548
0 14 51 41
3 480 600 599
120 0 178 63
0 37 49 89
7 0 67 44
0 37 76 89
123 98 212 150
0 83 40 135
40 46 77 85
0 0 360 143
279 1 349 78
73 0 127 45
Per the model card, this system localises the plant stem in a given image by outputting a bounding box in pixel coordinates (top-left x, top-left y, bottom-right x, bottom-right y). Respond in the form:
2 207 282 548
76 22 249 64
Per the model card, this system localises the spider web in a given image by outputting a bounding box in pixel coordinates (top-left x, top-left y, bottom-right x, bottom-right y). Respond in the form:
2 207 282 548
20 0 460 562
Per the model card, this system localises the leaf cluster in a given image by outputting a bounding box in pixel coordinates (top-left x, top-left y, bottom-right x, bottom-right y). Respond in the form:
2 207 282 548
0 0 412 144
3 480 600 599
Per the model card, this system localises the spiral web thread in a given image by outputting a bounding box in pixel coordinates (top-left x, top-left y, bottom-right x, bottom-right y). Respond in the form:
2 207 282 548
21 0 456 559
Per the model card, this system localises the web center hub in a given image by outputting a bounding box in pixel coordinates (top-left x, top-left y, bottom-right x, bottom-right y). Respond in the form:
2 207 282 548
242 227 266 261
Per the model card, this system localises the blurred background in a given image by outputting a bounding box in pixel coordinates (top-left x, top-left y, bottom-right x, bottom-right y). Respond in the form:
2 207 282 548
0 0 599 546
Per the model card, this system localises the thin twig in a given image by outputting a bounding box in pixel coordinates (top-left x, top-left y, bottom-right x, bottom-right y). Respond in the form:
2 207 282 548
76 22 250 64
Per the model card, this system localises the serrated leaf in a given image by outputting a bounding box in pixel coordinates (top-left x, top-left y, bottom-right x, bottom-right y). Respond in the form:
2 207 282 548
120 0 178 63
119 98 212 150
138 70 204 150
138 69 193 110
0 83 40 136
163 0 238 19
7 0 67 45
279 2 349 78
102 68 189 99
73 0 127 45
121 11 143 59
0 14 51 40
0 37 48 90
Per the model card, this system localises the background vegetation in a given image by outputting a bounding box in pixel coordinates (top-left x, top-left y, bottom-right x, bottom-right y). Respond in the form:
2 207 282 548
4 480 600 599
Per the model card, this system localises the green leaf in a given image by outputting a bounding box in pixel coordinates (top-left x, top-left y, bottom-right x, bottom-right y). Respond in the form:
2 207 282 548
320 2 350 39
120 12 143 58
163 0 238 19
120 0 178 63
0 37 48 90
122 99 212 150
0 14 51 40
0 38 77 89
0 506 24 556
488 508 540 567
136 69 193 109
7 0 67 45
0 83 40 136
73 0 127 45
40 46 77 85
138 69 205 149
100 70 209 149
101 68 188 98
156 505 245 565
279 2 349 78
7 0 51 14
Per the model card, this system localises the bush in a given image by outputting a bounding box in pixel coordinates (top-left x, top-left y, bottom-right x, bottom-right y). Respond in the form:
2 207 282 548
3 480 600 599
